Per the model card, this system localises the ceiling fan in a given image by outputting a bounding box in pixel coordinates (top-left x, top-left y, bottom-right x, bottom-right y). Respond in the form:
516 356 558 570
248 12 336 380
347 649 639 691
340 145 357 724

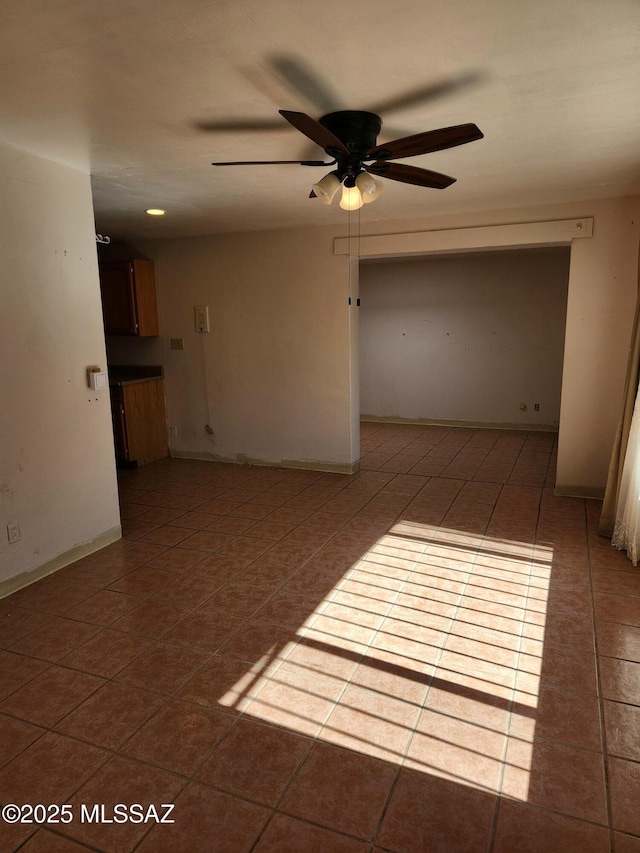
212 108 483 209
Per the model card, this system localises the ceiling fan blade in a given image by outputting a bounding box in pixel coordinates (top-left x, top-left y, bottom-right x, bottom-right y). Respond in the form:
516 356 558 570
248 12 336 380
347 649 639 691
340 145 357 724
212 159 331 166
197 118 287 132
367 162 456 189
368 124 483 161
269 55 343 114
365 72 481 116
279 110 349 155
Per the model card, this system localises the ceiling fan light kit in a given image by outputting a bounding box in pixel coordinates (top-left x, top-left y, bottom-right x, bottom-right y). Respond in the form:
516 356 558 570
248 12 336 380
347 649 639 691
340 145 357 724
312 170 341 204
212 107 483 210
356 171 383 203
339 176 364 211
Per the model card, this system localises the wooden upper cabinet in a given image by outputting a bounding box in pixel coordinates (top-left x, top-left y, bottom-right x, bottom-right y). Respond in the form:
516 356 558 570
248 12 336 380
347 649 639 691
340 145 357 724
99 259 159 336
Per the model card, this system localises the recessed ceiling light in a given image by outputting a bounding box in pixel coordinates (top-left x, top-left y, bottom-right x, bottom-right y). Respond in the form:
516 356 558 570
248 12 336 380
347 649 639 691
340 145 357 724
145 208 166 216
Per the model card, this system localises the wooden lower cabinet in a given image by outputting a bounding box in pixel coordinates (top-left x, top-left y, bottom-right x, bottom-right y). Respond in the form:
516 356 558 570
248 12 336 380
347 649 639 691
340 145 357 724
110 378 168 466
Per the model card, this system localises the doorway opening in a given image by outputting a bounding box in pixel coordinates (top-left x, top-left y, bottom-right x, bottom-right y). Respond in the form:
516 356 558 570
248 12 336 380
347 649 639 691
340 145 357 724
358 247 570 434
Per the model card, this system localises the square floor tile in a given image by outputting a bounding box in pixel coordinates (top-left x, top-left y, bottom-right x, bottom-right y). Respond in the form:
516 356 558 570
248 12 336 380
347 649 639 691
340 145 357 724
107 565 175 597
197 718 311 805
0 713 44 768
0 731 107 806
116 641 209 694
0 666 104 727
377 767 496 853
54 681 165 749
281 632 364 684
596 622 640 663
603 700 640 761
595 592 640 627
204 583 274 618
517 641 598 696
323 684 419 763
17 830 92 852
0 651 49 700
9 617 100 663
244 670 343 737
608 755 640 835
61 627 154 677
136 782 270 852
599 657 640 703
509 683 602 750
406 707 506 793
64 755 185 852
164 608 246 652
613 832 640 853
254 813 370 853
492 798 610 853
62 589 136 626
144 547 208 572
279 741 396 840
112 599 195 639
219 618 296 664
178 654 273 714
7 579 93 616
501 735 607 824
121 699 235 776
0 606 53 648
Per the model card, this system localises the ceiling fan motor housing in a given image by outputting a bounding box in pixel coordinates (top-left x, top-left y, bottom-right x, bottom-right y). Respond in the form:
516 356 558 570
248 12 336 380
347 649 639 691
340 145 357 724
319 111 382 177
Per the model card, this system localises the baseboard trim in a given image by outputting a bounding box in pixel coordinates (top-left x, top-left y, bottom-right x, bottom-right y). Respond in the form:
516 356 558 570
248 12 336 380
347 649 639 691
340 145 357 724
0 525 122 601
170 449 359 475
360 415 557 432
554 485 605 500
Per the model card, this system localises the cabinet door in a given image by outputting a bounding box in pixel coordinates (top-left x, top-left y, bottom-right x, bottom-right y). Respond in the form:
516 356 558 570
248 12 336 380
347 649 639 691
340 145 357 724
131 260 159 336
100 262 138 335
122 379 168 466
99 260 159 336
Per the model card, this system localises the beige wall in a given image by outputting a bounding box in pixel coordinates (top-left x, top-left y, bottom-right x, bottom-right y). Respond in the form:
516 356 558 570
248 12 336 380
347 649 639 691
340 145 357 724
559 197 640 495
0 144 120 591
144 195 640 497
359 248 570 428
148 227 357 471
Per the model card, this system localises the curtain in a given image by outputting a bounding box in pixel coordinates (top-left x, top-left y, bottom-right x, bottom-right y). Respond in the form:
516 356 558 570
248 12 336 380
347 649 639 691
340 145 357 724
599 243 640 539
612 383 640 563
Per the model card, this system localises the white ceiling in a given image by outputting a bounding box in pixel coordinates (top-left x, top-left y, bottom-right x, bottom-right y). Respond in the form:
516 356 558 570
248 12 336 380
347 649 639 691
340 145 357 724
2 0 640 239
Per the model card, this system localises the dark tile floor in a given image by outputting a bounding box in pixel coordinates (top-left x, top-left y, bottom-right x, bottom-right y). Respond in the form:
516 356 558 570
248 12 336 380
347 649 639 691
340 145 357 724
1 422 639 852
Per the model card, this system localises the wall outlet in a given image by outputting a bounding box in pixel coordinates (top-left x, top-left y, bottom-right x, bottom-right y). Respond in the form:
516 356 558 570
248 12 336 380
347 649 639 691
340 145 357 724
170 338 185 351
534 403 540 411
7 522 20 544
194 305 210 333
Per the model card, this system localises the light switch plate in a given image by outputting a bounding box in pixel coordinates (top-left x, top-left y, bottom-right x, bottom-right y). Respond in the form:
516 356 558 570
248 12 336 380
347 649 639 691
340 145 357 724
194 305 209 333
89 371 108 390
86 366 107 390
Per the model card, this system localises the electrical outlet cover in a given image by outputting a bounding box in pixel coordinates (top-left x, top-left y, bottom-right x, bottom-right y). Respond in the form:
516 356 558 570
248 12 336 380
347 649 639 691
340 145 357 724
194 305 209 333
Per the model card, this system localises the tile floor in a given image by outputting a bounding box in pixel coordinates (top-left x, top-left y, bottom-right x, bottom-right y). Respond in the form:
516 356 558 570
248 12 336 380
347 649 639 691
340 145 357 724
1 422 640 852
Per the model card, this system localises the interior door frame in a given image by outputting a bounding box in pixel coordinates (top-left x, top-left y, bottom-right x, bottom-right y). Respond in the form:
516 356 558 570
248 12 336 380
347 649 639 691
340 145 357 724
336 217 594 482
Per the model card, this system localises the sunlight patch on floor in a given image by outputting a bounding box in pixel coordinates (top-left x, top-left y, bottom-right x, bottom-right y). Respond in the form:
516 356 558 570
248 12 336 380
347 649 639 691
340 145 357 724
218 522 553 795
